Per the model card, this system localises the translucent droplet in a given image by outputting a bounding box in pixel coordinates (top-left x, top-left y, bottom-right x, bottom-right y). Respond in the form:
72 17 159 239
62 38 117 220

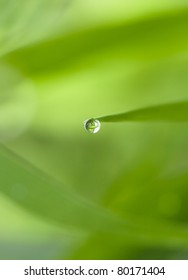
84 118 101 134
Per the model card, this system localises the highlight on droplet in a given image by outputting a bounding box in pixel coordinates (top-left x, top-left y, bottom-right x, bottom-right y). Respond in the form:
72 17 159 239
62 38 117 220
84 118 101 134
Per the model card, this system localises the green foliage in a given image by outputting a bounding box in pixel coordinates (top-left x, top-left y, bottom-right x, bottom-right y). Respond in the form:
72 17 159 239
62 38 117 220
0 0 188 260
0 145 125 232
3 9 188 76
98 101 188 122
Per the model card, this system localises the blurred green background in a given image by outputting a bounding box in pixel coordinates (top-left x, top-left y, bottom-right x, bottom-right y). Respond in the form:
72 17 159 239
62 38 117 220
1 0 188 259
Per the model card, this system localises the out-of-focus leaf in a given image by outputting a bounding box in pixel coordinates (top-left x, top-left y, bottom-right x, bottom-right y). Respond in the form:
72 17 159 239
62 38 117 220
97 101 188 123
0 64 36 141
0 0 69 56
0 145 126 232
3 9 188 76
69 228 188 260
68 155 188 260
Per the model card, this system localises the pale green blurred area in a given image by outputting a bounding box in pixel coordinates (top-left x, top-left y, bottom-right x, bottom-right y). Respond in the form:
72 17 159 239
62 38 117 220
1 0 188 259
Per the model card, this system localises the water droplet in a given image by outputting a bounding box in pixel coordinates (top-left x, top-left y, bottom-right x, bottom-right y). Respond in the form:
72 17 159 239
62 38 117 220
84 118 101 134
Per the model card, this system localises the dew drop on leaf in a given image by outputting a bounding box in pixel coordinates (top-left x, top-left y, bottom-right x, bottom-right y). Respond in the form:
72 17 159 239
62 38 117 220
84 118 101 134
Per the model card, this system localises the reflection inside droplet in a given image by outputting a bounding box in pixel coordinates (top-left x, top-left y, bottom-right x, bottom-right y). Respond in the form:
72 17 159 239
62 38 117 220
84 118 101 134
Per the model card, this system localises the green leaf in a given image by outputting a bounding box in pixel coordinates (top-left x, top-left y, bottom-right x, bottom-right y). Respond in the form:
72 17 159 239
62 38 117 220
3 9 188 76
97 101 188 123
0 145 125 232
0 64 36 141
0 0 68 56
